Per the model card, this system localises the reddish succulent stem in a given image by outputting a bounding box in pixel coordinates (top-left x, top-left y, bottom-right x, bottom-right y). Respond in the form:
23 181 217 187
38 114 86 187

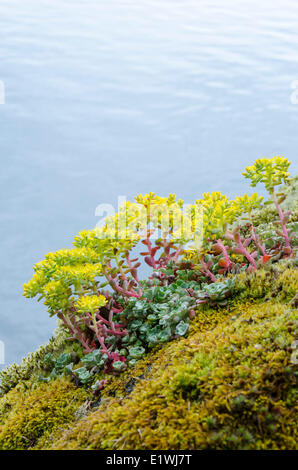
88 318 111 357
234 233 257 269
96 334 110 357
115 256 129 284
104 328 127 337
250 225 266 256
125 253 143 293
108 309 116 332
104 267 141 298
111 307 123 314
173 245 183 263
200 256 217 283
95 313 111 327
58 311 93 352
161 238 171 265
144 238 157 269
217 239 232 267
272 190 291 251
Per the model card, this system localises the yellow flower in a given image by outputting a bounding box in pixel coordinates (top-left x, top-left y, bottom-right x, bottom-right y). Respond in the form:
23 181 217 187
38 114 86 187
75 295 107 314
243 156 291 192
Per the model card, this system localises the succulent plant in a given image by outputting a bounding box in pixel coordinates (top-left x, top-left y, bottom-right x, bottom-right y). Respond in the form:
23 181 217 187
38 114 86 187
21 157 297 387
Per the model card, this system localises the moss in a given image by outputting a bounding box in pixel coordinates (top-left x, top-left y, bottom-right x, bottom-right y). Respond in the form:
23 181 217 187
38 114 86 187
0 258 296 450
252 176 298 225
47 300 297 450
0 174 296 450
97 306 231 401
1 257 296 451
0 327 69 396
235 264 298 303
169 351 216 400
272 268 298 302
0 377 88 449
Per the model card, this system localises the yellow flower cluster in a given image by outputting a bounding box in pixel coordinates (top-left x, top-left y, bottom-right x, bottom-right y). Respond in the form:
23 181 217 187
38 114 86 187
23 248 104 316
75 295 107 315
190 192 262 243
56 264 102 284
43 280 72 314
24 157 292 320
134 192 183 208
243 156 291 192
23 191 264 315
231 193 263 217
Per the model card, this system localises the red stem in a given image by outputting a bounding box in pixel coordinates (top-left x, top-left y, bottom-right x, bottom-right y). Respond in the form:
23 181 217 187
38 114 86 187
234 233 257 269
96 334 110 357
104 267 141 298
200 256 217 283
58 311 93 352
250 225 266 256
144 238 157 269
173 246 182 263
273 190 291 250
125 253 142 287
217 239 232 266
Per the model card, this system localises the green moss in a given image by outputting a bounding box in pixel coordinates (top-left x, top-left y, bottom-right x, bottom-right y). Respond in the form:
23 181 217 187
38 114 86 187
0 327 69 396
0 377 87 449
86 306 231 401
0 174 296 450
47 300 297 450
0 257 296 450
272 268 298 302
1 256 296 451
235 264 298 303
169 351 216 400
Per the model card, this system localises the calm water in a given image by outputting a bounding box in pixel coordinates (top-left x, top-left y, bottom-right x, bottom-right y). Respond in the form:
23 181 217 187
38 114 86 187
1 0 298 367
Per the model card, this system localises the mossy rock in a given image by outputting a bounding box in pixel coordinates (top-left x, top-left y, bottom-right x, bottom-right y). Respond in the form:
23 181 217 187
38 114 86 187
44 297 297 450
0 327 69 396
0 265 297 450
0 176 297 450
0 377 87 449
234 262 298 302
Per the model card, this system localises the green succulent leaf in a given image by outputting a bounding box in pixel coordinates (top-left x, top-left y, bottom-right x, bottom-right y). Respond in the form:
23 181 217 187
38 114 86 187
74 367 93 384
175 321 189 336
128 346 146 359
